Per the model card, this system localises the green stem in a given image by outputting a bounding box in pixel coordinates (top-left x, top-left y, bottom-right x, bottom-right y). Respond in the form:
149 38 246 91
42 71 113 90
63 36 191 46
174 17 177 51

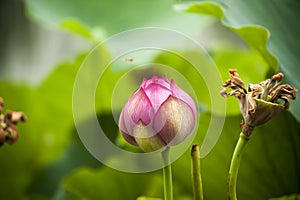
162 147 173 200
191 144 204 200
228 133 250 200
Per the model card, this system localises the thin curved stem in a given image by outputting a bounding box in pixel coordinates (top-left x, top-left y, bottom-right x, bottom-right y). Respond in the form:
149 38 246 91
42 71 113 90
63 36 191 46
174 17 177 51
228 133 250 200
162 147 173 200
191 144 204 200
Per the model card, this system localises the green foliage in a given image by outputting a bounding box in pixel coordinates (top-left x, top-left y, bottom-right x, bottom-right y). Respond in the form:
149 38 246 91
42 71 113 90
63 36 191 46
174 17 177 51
231 26 278 73
174 2 224 19
62 167 163 200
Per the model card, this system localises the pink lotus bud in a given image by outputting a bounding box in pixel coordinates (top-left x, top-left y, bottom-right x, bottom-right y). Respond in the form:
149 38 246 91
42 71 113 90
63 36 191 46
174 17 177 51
119 75 197 152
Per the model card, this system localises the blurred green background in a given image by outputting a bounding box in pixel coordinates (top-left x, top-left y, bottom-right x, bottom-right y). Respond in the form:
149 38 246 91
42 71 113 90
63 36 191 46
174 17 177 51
0 0 299 199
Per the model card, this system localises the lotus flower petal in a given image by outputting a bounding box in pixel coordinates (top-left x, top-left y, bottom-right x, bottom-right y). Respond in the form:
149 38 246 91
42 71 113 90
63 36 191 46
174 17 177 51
118 111 138 146
153 96 196 146
170 79 197 119
143 82 172 112
123 88 154 127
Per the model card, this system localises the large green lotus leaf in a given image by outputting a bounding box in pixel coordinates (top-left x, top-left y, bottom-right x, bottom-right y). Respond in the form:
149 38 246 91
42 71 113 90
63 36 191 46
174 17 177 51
177 2 278 74
171 110 300 200
27 111 121 198
33 53 85 163
178 1 300 120
34 44 111 161
27 130 100 198
62 166 163 200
